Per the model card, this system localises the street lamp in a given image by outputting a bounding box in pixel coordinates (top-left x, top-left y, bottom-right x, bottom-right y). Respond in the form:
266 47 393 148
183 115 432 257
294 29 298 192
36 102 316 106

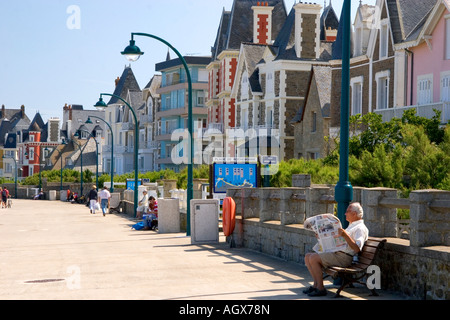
45 147 64 191
94 93 139 218
121 32 194 236
63 138 84 197
77 129 100 189
335 0 353 228
2 155 17 199
86 116 115 192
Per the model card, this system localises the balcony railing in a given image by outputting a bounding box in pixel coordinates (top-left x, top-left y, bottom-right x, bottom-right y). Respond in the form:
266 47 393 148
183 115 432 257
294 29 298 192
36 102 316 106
121 122 135 131
139 114 153 125
374 102 450 124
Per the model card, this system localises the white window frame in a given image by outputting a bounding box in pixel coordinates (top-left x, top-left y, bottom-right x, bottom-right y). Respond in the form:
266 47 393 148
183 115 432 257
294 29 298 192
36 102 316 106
241 105 249 131
266 106 274 128
417 74 433 105
379 19 389 59
354 27 363 57
375 70 390 110
441 71 450 102
350 76 364 115
29 147 35 160
266 72 274 94
241 71 249 101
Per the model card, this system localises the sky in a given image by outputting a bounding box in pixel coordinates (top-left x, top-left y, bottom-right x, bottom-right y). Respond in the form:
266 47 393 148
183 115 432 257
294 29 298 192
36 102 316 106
0 0 376 123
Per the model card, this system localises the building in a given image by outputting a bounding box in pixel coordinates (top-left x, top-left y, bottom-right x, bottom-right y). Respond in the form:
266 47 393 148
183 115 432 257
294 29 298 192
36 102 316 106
18 112 61 177
155 55 211 171
103 66 143 175
0 104 31 178
383 0 449 124
207 0 288 158
140 74 162 172
231 1 338 160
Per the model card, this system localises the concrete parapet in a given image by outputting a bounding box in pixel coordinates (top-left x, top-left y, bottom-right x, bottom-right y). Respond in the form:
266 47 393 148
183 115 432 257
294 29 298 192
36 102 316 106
409 189 450 247
362 187 398 237
305 185 334 219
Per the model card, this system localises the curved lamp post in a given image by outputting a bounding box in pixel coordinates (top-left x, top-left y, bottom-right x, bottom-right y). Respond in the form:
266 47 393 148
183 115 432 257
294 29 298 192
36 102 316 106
334 0 353 229
64 138 84 197
94 93 139 218
48 147 64 191
86 116 115 192
121 32 193 236
2 155 17 199
76 130 100 189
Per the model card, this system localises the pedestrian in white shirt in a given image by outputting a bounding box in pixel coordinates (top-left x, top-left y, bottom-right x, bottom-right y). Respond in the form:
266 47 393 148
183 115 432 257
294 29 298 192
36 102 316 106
97 186 111 217
303 202 369 297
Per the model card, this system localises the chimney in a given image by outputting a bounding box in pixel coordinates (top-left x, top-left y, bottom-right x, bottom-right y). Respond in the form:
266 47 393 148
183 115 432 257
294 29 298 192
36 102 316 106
48 118 61 142
1 104 5 118
115 77 120 87
252 2 274 45
21 105 25 118
294 2 322 59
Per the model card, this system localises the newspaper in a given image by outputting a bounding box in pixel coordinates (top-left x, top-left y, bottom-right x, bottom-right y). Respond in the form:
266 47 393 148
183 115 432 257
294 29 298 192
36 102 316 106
304 214 348 253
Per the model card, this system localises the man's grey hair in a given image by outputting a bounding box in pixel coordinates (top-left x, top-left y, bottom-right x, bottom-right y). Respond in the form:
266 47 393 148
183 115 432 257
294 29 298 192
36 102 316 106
348 202 364 219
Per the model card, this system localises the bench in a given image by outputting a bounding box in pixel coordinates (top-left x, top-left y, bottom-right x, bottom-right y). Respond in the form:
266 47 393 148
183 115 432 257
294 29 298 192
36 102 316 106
109 201 123 214
323 237 386 298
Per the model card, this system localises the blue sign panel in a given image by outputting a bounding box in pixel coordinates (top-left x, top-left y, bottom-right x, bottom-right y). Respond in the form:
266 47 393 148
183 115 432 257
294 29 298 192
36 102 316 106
126 179 142 191
213 163 258 194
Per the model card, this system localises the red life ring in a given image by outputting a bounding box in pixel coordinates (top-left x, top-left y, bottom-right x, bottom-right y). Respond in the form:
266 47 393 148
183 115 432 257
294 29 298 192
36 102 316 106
222 197 236 237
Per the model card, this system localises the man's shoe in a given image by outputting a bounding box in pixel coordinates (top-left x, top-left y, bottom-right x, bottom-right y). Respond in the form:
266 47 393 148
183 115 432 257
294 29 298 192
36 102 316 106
307 288 327 297
302 286 315 294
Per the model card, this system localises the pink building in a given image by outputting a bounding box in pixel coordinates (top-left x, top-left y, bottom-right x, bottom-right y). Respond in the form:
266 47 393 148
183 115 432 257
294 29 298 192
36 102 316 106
389 0 450 123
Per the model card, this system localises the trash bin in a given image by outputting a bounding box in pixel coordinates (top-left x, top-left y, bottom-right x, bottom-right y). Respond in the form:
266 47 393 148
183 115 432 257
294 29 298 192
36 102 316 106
49 190 57 201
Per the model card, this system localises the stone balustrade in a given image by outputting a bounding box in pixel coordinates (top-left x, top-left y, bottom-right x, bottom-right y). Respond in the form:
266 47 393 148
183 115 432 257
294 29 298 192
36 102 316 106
226 185 450 300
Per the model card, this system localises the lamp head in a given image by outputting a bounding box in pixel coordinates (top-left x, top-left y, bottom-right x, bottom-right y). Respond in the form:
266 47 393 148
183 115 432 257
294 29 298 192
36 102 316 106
121 39 144 62
85 117 93 124
94 97 108 111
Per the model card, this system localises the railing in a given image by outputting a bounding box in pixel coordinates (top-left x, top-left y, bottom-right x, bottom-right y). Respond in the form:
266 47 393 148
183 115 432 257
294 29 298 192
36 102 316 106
139 114 153 125
374 102 450 124
121 122 135 131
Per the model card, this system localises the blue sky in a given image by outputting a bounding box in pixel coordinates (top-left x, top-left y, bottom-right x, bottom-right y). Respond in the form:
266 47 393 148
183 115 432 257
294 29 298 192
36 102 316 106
0 0 375 122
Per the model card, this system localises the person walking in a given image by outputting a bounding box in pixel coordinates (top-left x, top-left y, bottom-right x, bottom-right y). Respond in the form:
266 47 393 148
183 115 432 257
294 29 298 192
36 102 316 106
88 185 98 214
97 186 111 217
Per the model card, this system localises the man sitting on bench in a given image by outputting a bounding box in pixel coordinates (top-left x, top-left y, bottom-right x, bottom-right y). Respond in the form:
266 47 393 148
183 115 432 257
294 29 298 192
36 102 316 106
304 202 369 297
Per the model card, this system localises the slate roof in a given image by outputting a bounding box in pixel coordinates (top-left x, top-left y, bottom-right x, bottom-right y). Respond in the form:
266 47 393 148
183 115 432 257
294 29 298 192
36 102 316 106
108 67 141 105
292 66 331 123
387 0 437 43
320 3 340 41
240 43 267 93
211 0 288 60
272 6 335 61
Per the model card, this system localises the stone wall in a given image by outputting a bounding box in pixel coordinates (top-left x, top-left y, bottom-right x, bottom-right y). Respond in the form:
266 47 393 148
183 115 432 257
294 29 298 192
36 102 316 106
226 185 449 300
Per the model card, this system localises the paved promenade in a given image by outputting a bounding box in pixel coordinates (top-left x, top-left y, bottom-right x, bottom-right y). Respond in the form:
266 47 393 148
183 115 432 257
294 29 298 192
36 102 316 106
0 199 408 301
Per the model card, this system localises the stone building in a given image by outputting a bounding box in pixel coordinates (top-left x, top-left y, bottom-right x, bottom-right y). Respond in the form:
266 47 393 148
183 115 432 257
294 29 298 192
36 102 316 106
231 1 338 160
206 0 288 157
